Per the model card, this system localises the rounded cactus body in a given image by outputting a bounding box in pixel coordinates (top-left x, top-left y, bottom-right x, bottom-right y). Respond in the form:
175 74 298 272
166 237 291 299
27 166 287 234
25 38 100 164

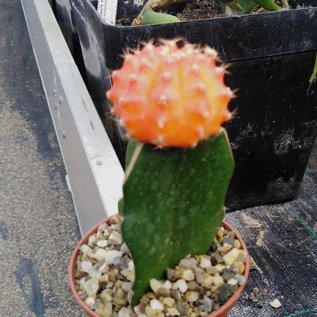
107 40 232 148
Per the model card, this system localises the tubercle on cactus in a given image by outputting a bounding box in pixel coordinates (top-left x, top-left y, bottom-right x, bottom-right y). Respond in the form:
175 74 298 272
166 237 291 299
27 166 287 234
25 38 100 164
107 39 233 148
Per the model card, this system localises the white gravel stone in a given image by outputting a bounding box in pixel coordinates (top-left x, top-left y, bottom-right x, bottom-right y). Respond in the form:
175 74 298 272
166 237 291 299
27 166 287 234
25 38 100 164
173 279 188 293
227 278 238 286
163 280 172 289
150 279 163 294
213 276 224 285
88 234 96 246
203 296 213 313
108 231 123 245
80 261 92 273
88 267 101 280
85 296 95 306
202 275 214 287
185 291 199 302
215 264 225 272
181 269 195 281
200 258 212 269
237 275 246 286
179 257 197 269
223 249 240 265
150 299 164 311
270 299 282 309
120 243 130 254
163 297 175 307
167 307 180 316
104 250 123 265
122 282 132 292
97 240 108 248
118 307 133 317
81 244 91 254
83 279 99 296
92 248 107 262
101 302 113 316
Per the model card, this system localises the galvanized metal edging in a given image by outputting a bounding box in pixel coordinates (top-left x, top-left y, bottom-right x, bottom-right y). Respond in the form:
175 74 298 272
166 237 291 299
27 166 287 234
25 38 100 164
20 0 124 235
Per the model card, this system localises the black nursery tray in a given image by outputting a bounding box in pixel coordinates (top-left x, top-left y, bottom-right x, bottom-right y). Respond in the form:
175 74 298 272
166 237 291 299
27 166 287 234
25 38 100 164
72 0 317 211
226 141 317 316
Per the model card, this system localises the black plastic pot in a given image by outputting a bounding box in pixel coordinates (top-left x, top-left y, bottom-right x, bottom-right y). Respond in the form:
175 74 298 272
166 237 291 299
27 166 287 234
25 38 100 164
71 0 317 210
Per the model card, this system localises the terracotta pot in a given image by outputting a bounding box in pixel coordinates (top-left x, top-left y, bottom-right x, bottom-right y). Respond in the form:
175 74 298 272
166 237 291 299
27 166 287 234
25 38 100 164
69 217 250 317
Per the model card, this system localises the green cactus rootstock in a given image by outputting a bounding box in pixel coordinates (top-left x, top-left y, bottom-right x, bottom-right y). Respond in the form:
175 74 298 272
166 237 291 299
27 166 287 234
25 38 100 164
121 129 234 305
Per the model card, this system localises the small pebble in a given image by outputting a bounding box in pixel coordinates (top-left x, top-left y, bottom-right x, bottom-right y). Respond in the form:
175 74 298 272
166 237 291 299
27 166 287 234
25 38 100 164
185 291 200 302
173 279 188 293
187 281 199 290
108 231 123 245
203 296 213 313
227 278 238 286
118 307 133 317
80 261 92 273
181 269 195 281
88 234 96 246
104 250 123 265
167 268 176 281
270 298 282 309
122 282 132 292
83 279 99 296
223 249 241 265
150 299 164 311
120 243 130 254
150 279 162 294
200 257 212 269
81 244 91 253
218 284 234 304
237 275 246 286
97 240 108 248
180 257 197 269
213 276 224 285
163 280 172 289
167 307 180 316
222 269 235 282
157 287 170 297
92 249 107 262
85 296 96 306
163 297 175 307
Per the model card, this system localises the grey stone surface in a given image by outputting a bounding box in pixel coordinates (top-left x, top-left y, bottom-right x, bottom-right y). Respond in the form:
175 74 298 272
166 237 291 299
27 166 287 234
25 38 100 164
0 0 84 316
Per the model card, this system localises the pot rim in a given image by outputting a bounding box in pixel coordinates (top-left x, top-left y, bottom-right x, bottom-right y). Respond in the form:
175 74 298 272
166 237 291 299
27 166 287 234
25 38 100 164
68 216 250 317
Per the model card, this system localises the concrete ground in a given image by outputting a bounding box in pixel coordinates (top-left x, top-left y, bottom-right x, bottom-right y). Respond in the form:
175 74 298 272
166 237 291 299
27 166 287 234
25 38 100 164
0 0 84 316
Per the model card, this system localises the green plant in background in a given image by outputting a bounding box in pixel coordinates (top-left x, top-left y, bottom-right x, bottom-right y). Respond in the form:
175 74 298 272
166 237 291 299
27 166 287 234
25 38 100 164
107 39 235 304
132 0 286 25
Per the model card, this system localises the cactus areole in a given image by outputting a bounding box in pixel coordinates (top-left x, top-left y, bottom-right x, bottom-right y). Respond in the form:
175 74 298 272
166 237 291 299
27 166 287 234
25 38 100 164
107 39 232 148
107 39 235 305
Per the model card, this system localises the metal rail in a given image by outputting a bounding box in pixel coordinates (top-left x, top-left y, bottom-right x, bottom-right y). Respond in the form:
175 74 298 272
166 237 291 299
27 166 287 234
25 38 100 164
20 0 124 235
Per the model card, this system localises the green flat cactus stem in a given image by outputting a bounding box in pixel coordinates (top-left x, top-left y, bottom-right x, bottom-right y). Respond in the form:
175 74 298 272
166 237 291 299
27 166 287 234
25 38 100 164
121 129 234 305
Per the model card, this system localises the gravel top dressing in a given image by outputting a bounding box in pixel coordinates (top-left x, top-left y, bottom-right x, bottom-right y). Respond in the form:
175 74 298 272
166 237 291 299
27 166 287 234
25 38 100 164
74 215 247 317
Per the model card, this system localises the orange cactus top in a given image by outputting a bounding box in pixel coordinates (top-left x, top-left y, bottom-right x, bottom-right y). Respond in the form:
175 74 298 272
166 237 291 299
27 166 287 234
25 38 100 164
107 39 232 148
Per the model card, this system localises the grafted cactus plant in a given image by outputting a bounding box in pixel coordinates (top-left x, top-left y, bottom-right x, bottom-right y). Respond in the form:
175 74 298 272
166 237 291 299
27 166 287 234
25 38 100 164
107 39 235 305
